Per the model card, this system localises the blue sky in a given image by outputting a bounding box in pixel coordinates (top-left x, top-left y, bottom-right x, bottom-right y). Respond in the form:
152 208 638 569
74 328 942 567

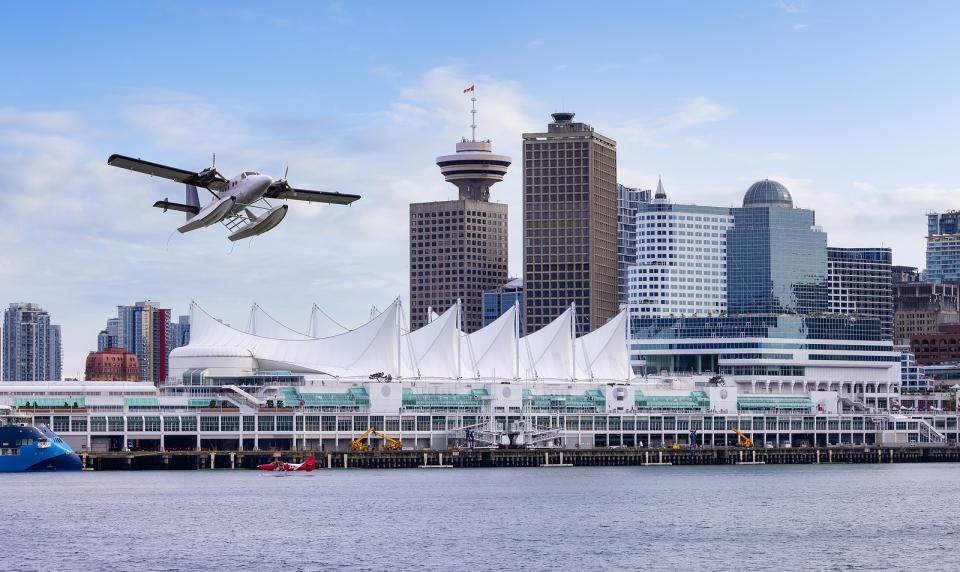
2 1 959 377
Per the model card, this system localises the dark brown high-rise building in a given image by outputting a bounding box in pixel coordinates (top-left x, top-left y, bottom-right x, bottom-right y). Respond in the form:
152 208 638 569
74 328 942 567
522 112 618 335
409 133 511 332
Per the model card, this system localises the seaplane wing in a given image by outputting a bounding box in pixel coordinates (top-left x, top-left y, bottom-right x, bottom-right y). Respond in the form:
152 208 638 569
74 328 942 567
264 184 361 206
107 154 228 194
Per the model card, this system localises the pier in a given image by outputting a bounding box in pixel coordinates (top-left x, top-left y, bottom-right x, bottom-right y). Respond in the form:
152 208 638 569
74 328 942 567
78 445 960 470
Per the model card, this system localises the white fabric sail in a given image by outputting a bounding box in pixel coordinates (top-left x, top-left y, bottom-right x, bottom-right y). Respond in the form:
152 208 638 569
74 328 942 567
520 307 574 380
188 300 402 378
461 305 518 379
178 300 632 383
245 303 313 340
575 310 630 380
401 304 461 379
307 304 349 338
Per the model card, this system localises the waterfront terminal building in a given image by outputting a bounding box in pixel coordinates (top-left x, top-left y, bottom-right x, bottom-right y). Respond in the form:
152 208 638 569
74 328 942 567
0 301 953 453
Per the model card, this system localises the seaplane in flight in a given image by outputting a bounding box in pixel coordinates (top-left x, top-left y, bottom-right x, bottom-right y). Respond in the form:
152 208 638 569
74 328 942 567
107 154 361 241
257 456 317 473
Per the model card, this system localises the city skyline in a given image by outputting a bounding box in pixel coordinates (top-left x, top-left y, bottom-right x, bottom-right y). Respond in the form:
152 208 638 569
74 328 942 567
2 1 959 376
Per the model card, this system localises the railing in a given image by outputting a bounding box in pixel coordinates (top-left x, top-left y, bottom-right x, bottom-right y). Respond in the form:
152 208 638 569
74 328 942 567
916 418 947 444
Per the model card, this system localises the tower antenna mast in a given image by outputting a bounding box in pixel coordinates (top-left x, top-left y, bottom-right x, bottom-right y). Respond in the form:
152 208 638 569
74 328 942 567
470 87 477 142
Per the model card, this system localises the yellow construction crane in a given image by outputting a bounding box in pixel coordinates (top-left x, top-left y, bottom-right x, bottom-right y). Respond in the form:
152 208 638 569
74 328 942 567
730 428 753 448
350 427 403 452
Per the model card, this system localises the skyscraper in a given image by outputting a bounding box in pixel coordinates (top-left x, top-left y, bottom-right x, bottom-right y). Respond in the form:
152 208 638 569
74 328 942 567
47 324 62 381
627 181 733 317
827 247 893 339
97 317 119 351
925 211 960 283
726 180 828 315
2 303 61 381
522 112 618 335
409 95 510 332
616 183 651 306
116 301 172 384
171 315 191 349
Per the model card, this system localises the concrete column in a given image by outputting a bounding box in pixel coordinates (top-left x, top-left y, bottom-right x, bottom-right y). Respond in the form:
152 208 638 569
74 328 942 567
326 452 332 470
209 452 215 470
343 453 348 469
230 452 235 470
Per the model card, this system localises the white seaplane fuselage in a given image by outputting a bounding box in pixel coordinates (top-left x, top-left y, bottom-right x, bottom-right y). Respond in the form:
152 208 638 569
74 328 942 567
178 172 276 234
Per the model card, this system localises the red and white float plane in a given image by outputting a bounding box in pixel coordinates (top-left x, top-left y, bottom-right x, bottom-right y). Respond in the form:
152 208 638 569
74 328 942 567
257 456 317 472
107 154 360 241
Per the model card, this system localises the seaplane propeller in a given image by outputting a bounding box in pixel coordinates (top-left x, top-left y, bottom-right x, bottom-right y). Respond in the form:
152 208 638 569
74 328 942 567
275 165 293 194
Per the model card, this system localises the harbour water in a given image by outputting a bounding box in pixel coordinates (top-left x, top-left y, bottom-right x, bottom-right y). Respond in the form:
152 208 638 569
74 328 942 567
2 465 958 571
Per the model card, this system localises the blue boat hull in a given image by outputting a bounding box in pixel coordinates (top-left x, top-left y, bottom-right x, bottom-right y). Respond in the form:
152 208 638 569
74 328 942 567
0 425 83 473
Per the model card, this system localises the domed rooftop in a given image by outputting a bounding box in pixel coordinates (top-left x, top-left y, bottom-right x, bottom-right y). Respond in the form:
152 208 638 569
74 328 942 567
743 179 793 208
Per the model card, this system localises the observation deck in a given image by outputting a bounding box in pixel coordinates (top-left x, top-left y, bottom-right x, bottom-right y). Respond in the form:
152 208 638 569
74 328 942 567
435 140 511 201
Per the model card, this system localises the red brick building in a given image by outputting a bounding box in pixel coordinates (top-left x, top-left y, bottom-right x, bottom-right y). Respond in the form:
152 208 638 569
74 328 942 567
910 324 960 365
85 347 140 381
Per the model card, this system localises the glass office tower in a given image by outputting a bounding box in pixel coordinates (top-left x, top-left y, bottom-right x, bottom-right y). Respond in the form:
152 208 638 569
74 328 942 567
727 180 828 315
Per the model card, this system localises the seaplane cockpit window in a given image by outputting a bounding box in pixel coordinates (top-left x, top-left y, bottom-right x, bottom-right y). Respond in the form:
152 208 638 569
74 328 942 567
244 171 258 176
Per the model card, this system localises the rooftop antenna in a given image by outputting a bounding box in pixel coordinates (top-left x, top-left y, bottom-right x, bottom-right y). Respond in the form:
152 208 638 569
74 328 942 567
466 84 477 142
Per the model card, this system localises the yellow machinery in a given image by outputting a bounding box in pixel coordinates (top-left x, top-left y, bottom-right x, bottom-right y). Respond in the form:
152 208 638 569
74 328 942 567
730 428 753 448
350 428 403 452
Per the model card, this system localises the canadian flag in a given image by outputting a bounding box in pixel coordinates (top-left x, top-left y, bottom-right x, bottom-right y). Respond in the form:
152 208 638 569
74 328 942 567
463 85 475 93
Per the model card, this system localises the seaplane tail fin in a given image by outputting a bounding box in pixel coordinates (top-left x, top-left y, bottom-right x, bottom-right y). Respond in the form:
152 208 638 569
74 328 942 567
296 456 317 472
185 184 201 221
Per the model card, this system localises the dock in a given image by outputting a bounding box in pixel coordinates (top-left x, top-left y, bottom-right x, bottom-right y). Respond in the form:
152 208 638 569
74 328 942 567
77 445 960 470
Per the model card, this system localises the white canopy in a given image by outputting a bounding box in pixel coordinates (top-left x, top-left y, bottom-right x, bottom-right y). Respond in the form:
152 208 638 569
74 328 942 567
575 310 631 380
402 304 461 378
188 300 402 378
307 304 350 338
175 300 630 382
520 306 574 380
461 304 519 379
245 303 312 340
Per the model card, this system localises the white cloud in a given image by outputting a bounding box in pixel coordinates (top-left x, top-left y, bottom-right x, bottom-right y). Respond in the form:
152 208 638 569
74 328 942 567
774 0 804 14
664 97 735 129
604 96 736 148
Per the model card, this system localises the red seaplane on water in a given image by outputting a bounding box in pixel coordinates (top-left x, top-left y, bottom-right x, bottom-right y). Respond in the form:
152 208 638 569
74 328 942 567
257 456 317 472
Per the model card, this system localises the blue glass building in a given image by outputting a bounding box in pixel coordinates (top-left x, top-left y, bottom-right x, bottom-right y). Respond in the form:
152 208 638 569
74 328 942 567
727 180 828 315
926 211 960 283
482 278 523 335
